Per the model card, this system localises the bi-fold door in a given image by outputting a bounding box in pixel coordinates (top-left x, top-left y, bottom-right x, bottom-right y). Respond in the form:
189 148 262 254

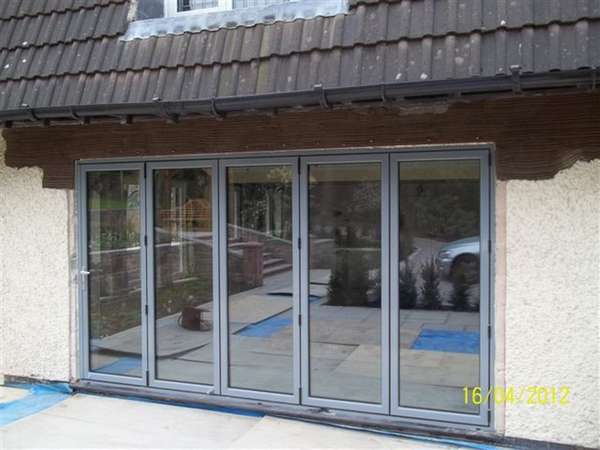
218 158 300 404
299 154 390 414
145 161 220 393
389 150 490 426
79 149 491 426
78 163 149 386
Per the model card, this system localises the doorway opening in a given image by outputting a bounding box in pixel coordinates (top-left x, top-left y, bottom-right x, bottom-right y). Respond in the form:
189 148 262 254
77 148 492 426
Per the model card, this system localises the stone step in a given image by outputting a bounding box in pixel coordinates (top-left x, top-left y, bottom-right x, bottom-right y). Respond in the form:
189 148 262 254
263 257 285 269
263 263 293 277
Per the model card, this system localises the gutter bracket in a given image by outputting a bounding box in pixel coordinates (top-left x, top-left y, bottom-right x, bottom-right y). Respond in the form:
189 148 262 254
510 65 522 94
380 85 392 104
314 84 331 109
21 104 49 126
153 97 180 124
119 115 133 125
69 107 89 125
210 98 225 120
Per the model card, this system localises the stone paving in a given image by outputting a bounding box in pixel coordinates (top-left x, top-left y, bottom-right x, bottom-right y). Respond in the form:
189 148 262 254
92 244 480 414
0 387 486 449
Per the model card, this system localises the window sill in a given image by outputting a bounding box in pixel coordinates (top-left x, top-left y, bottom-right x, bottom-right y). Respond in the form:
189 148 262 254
124 0 348 40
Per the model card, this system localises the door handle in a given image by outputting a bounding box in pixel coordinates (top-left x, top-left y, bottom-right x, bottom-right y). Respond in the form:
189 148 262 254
80 270 91 276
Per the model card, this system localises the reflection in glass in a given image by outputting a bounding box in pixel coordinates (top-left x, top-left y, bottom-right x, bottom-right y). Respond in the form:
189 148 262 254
308 163 382 404
87 170 142 377
397 160 480 413
226 166 294 394
154 168 214 385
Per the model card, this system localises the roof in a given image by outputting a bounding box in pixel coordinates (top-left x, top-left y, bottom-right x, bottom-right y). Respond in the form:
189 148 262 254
0 0 599 124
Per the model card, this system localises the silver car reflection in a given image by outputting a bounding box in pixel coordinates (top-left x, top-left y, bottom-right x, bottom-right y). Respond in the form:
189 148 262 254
436 236 480 279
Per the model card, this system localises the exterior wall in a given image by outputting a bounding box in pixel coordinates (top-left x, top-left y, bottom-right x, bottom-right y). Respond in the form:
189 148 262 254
1 123 599 446
0 134 73 381
503 160 600 448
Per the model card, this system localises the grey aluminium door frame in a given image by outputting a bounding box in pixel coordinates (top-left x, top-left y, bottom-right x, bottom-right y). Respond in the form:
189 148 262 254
77 162 149 386
75 146 493 428
145 160 221 394
218 157 301 404
299 153 391 415
389 149 491 426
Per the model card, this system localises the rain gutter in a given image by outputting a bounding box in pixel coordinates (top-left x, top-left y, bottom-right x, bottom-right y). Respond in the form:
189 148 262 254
1 67 598 127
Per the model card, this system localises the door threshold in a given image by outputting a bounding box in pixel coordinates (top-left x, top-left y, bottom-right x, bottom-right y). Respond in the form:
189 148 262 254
72 379 501 446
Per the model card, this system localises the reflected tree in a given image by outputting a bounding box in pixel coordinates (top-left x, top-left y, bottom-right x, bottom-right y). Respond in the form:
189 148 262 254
450 268 471 311
420 258 442 310
398 262 418 309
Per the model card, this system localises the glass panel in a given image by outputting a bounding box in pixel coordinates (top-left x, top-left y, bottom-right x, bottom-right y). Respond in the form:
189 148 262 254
397 160 481 414
87 170 142 377
180 0 294 11
226 165 294 394
232 0 294 8
153 168 214 385
307 163 382 404
182 0 219 11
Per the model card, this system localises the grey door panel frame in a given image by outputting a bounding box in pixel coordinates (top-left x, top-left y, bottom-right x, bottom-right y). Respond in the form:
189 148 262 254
299 153 391 415
77 162 149 387
218 157 301 404
389 149 491 426
146 160 220 394
76 145 493 426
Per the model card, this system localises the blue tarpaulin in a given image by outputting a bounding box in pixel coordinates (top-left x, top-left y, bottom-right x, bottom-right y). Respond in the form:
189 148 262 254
412 329 480 354
0 383 71 427
96 356 142 375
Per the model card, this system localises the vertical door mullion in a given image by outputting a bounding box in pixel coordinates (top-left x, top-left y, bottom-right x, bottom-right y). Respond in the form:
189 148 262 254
141 164 149 385
299 158 309 405
145 163 168 390
218 160 228 394
479 153 492 425
78 165 90 380
292 158 301 403
389 155 400 417
212 160 222 395
145 164 156 388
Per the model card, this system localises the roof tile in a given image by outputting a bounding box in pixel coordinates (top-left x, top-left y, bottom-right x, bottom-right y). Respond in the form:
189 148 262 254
0 0 599 112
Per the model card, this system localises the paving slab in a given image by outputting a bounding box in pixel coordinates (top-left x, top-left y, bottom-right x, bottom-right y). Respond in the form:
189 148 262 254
0 391 494 449
0 394 259 449
334 344 381 378
0 387 28 404
229 416 461 449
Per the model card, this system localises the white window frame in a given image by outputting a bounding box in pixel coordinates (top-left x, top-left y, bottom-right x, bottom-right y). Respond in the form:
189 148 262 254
164 0 233 17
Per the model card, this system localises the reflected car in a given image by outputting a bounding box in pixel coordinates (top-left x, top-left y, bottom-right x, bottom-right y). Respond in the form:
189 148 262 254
436 236 480 280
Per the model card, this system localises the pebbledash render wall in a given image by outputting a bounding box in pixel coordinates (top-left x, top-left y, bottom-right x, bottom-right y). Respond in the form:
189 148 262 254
502 159 600 448
0 130 598 447
0 135 74 382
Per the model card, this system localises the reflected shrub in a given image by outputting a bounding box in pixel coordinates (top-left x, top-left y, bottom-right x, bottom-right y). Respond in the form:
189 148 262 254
420 258 442 310
450 268 471 311
327 249 373 307
398 262 418 309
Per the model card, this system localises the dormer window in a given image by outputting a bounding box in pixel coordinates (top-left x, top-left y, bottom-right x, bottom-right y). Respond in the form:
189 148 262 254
163 0 294 17
129 0 348 38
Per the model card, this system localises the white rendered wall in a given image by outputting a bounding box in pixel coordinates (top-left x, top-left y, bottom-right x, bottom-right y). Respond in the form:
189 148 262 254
503 160 600 448
0 134 73 381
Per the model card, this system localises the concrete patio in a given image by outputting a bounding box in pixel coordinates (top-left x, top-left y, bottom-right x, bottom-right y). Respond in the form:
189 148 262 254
0 385 490 449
